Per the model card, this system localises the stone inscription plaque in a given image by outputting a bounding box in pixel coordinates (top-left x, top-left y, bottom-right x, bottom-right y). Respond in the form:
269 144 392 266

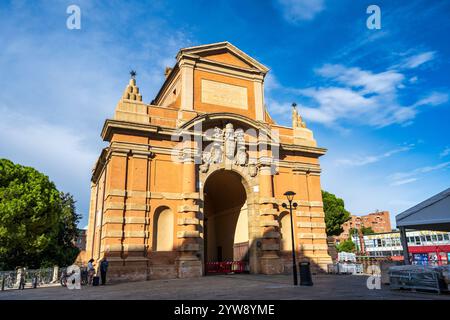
201 79 248 109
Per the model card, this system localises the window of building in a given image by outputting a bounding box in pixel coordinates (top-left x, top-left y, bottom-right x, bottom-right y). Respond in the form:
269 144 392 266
415 236 421 245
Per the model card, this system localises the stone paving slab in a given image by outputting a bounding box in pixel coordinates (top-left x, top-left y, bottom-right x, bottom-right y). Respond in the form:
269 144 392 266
1 274 449 300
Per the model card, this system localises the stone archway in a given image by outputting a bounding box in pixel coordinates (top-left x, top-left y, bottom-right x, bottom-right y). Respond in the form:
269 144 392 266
203 170 248 264
200 166 260 274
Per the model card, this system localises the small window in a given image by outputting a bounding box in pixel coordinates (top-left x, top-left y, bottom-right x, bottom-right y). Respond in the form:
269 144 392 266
426 235 431 242
444 234 449 241
437 234 443 242
415 236 421 245
432 235 437 242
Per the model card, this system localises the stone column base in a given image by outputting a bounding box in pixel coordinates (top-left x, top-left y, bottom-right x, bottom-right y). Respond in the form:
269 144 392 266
259 256 284 275
176 259 203 278
106 258 149 283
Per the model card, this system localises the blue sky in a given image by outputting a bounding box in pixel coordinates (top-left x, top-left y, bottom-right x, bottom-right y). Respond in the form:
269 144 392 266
0 0 449 229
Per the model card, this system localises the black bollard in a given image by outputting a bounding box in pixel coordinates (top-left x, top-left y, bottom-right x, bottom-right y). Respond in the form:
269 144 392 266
299 261 314 286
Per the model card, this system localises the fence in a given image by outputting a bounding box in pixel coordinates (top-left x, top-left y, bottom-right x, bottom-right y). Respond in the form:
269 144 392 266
0 266 69 291
205 261 249 274
327 263 363 275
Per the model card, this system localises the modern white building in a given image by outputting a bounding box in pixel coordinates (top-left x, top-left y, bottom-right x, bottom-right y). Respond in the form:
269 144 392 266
357 230 450 265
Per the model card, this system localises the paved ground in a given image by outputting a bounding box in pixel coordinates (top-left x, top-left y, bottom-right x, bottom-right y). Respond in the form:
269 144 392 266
1 274 449 300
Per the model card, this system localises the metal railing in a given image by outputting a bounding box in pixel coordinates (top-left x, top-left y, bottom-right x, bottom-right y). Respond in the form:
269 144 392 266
0 266 75 291
206 261 249 274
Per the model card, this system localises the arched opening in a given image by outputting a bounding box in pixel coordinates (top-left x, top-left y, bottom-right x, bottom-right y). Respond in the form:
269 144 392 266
152 206 174 252
278 211 292 251
203 170 249 270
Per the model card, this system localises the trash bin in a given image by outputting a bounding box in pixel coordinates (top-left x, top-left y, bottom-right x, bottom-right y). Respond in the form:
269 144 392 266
92 276 100 286
299 261 313 286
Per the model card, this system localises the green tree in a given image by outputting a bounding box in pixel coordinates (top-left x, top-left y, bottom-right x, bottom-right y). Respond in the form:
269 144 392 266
0 159 80 270
322 190 351 236
336 239 356 253
360 226 375 235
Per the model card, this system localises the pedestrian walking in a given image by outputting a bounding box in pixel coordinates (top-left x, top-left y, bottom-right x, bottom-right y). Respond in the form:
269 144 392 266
87 259 95 285
100 257 109 285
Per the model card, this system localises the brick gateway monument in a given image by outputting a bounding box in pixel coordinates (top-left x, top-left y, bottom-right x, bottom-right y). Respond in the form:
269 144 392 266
85 42 332 281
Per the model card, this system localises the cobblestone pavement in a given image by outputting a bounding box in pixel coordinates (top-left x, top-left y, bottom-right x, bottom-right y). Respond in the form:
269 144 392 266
1 274 449 300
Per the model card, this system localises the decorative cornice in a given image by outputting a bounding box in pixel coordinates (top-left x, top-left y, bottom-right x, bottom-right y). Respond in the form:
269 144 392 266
176 41 269 74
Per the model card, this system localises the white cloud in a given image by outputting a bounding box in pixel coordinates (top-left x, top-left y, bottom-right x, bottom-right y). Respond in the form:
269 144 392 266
440 146 450 158
265 97 291 118
401 51 436 69
316 64 404 95
389 161 450 186
294 59 448 127
0 108 100 216
276 0 325 23
412 92 449 107
336 145 413 167
264 73 282 91
0 3 194 228
390 178 417 186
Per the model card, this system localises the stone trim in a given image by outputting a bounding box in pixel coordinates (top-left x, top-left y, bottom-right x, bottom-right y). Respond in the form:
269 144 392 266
311 212 325 218
177 217 200 225
177 205 199 213
260 199 323 207
182 192 200 199
102 216 146 224
301 244 329 250
105 244 146 252
291 166 322 174
104 202 149 211
106 190 201 201
295 211 325 218
296 200 323 207
297 233 327 239
260 220 279 227
295 211 310 217
107 189 127 197
259 208 278 216
102 230 149 238
296 222 326 228
177 230 200 238
258 197 277 205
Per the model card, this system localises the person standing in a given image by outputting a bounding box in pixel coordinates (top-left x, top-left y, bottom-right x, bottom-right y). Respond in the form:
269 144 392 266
87 259 95 285
100 258 109 285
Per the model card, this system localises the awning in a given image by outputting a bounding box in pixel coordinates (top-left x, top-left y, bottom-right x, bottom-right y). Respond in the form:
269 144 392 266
396 188 450 232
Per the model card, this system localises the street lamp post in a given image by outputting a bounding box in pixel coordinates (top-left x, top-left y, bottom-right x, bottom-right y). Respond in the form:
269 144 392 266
282 191 298 286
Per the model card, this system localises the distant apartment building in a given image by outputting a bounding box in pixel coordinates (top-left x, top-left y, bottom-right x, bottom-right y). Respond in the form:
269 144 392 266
359 230 450 265
338 211 392 242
